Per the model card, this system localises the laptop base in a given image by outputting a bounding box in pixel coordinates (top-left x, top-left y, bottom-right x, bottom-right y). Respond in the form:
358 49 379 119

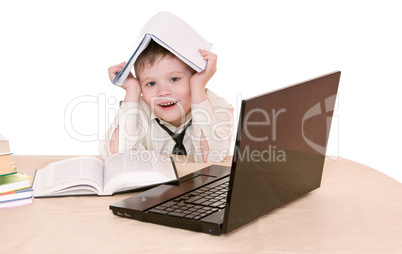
110 165 231 235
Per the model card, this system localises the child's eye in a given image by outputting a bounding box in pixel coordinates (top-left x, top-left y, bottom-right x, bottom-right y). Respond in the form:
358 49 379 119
170 77 179 82
146 81 156 87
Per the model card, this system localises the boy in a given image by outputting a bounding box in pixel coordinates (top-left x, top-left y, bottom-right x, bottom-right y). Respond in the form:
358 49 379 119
99 40 233 162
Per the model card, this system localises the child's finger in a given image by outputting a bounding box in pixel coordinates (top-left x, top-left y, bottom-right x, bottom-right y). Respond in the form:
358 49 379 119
108 68 121 77
199 50 217 62
199 49 212 56
205 53 217 64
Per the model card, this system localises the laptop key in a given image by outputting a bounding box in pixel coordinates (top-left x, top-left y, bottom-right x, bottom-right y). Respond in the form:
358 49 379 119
210 201 225 208
192 198 207 205
160 201 176 208
184 214 196 219
202 201 213 206
167 212 186 218
184 196 201 203
148 209 168 215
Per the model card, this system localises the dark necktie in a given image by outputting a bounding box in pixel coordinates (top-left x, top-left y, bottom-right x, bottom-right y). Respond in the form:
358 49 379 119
155 118 192 155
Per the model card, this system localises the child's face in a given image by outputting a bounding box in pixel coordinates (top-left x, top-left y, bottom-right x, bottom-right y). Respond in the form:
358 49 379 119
138 56 193 127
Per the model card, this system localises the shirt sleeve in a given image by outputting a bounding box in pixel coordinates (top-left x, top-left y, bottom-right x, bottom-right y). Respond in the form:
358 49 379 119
98 101 148 160
190 93 234 163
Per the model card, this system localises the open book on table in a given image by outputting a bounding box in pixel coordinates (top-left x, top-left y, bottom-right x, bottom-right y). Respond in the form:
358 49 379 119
32 151 178 197
113 11 212 86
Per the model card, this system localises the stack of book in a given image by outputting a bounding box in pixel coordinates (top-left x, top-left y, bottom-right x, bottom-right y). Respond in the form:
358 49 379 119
0 134 33 209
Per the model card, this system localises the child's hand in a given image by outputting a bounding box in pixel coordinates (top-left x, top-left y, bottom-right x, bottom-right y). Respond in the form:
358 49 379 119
190 50 217 88
108 62 141 102
190 50 217 103
108 62 141 90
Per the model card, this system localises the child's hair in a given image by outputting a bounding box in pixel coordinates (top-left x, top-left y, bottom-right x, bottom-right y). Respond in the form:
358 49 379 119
134 39 195 78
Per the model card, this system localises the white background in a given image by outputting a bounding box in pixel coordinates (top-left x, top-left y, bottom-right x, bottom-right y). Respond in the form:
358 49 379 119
1 0 401 182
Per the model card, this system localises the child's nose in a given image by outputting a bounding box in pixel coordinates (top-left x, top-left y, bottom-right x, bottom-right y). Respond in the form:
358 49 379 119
157 83 172 97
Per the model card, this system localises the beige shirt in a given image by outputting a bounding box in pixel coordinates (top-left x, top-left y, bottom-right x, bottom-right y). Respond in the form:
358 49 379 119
99 89 234 162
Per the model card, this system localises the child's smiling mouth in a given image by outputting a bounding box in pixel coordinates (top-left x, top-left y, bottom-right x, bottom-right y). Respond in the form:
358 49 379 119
159 101 178 108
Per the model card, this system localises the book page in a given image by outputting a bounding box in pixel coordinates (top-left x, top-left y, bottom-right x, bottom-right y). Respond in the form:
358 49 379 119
33 156 104 196
139 12 212 71
103 151 177 195
48 157 103 185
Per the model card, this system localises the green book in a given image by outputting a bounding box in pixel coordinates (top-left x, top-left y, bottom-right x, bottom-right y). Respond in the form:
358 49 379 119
0 173 31 194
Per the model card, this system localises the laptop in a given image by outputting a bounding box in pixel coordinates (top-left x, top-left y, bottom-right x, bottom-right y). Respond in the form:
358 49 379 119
110 71 341 235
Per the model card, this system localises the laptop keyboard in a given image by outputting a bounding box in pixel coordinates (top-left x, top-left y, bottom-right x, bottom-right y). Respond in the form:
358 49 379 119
147 178 229 220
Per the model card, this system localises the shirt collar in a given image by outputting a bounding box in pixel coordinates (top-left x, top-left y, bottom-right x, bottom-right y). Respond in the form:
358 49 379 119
152 117 192 132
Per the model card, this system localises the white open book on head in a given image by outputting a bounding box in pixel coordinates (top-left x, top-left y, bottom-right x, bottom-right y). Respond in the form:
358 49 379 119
113 11 212 86
32 151 178 197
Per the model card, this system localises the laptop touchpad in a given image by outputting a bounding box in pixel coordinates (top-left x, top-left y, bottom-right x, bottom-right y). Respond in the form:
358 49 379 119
179 173 216 183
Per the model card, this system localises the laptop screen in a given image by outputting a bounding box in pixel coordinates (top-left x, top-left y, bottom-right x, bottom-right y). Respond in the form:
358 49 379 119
223 72 341 234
